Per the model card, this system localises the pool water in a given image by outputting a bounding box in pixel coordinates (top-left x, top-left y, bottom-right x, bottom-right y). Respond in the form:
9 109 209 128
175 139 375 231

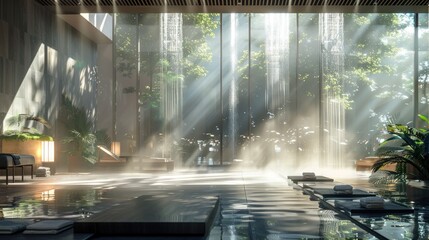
1 170 428 239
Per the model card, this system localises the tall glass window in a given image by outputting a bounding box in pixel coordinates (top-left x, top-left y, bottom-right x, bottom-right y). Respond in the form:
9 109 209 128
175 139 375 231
418 14 429 124
113 13 424 169
343 14 415 162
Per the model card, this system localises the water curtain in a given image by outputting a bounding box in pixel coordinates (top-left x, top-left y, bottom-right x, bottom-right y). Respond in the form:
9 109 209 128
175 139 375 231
320 13 346 168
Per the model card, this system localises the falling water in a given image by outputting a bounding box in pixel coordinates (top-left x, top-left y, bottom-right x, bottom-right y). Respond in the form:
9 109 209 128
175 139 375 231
319 13 346 168
160 13 183 158
229 13 238 162
265 14 289 167
265 14 289 115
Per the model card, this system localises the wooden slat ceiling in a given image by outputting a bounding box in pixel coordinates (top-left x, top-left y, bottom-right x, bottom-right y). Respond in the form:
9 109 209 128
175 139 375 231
33 0 429 12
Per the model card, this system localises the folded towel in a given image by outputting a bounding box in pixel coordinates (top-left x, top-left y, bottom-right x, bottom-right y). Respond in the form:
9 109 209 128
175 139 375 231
360 197 385 209
11 154 21 165
333 185 353 194
333 185 353 191
302 172 316 179
0 220 27 234
0 153 21 165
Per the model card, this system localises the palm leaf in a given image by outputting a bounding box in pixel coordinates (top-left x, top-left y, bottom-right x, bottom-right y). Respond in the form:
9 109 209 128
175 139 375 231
418 114 429 125
375 116 429 181
375 145 404 155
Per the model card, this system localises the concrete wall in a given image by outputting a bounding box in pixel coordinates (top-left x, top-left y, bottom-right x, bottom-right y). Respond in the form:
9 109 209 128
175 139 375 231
0 0 98 170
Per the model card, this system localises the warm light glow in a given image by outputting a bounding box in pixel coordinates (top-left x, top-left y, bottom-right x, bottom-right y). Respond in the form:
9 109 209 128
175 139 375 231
111 141 121 156
41 189 55 201
41 141 55 162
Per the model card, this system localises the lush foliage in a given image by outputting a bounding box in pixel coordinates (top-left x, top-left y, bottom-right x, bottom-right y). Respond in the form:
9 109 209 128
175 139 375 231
373 114 429 181
113 13 423 164
0 131 53 141
115 13 219 113
182 13 219 80
63 130 97 164
1 114 53 141
61 96 110 164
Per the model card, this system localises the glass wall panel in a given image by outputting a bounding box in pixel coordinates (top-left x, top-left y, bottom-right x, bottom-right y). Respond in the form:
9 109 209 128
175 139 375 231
112 13 425 169
343 14 415 162
138 14 162 157
221 14 249 164
247 14 298 168
320 13 346 168
418 14 429 124
115 14 138 155
137 14 221 166
180 14 221 166
296 14 321 169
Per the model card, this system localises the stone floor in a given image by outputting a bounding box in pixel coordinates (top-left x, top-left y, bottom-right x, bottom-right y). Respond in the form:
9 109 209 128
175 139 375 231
0 167 428 239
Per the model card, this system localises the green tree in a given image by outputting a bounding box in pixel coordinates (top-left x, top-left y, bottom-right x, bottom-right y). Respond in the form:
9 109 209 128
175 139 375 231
343 14 410 98
182 14 220 81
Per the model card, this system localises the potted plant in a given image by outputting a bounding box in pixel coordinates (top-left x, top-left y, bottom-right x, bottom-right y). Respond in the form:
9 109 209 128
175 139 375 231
373 114 429 182
60 96 110 172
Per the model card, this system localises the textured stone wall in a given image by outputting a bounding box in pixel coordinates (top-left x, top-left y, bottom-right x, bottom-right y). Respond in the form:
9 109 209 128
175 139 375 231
0 0 98 170
0 0 97 134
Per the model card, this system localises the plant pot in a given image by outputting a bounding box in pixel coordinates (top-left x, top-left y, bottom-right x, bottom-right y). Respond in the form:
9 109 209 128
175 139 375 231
68 155 94 173
68 155 84 172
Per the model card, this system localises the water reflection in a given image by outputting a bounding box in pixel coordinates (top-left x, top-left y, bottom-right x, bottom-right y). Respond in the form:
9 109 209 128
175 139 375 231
337 178 429 239
4 171 429 239
2 188 106 219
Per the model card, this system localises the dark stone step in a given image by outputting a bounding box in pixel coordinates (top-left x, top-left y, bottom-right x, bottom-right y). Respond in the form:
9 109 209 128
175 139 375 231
74 195 219 236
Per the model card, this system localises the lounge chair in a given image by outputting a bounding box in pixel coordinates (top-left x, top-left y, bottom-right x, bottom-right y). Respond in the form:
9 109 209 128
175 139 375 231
0 154 34 185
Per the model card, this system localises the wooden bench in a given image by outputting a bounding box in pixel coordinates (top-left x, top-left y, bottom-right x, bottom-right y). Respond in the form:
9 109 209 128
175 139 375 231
0 154 34 185
96 146 174 172
130 157 174 172
355 156 396 172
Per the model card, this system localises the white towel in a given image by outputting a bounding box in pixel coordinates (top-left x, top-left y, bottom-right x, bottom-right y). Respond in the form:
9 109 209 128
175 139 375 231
302 172 316 179
360 197 384 209
333 184 353 191
333 184 353 194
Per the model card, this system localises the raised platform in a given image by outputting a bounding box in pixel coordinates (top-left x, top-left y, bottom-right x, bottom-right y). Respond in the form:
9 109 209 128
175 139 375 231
74 195 219 236
334 200 414 215
128 157 174 172
312 188 376 199
287 175 334 184
96 146 174 172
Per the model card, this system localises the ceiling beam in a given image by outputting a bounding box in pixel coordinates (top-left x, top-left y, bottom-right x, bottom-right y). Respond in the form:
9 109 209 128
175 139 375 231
33 0 429 13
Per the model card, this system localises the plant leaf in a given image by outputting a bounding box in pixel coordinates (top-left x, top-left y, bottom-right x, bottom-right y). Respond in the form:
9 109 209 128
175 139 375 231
418 114 429 125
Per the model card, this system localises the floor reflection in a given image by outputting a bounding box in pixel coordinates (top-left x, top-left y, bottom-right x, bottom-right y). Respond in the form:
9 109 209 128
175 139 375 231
2 169 428 239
